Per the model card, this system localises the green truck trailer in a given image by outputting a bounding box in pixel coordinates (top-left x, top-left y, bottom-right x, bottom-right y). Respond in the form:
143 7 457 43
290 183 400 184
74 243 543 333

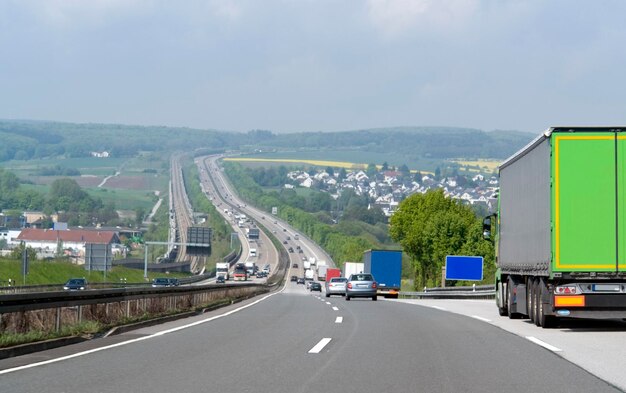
485 126 626 328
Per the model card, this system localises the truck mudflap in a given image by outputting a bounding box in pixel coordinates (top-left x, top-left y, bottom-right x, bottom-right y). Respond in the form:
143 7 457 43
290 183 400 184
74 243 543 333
552 293 626 319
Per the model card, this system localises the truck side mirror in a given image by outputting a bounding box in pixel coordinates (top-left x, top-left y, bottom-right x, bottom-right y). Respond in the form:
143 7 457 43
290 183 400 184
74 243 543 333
483 216 492 240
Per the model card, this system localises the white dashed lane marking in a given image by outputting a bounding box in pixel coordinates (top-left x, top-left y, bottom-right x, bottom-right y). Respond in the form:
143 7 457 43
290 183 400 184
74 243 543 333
308 338 332 354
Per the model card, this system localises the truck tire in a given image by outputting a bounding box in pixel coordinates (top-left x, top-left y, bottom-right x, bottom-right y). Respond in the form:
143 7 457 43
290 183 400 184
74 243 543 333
325 293 330 298
345 296 351 301
527 279 535 323
533 280 541 325
537 280 557 328
507 278 522 319
497 281 508 316
372 296 377 301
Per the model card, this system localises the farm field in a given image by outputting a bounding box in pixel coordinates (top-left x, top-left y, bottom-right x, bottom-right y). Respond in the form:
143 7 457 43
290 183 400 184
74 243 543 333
231 150 444 173
451 159 500 173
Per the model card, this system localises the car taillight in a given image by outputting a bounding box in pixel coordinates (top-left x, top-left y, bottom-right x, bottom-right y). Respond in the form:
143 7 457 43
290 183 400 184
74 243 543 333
347 283 352 289
372 282 377 289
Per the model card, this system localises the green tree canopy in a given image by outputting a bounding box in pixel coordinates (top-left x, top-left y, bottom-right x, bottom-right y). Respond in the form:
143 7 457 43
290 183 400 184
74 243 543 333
389 189 494 288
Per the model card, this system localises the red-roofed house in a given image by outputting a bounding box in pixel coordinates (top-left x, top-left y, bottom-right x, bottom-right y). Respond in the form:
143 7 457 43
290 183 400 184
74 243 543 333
17 229 120 262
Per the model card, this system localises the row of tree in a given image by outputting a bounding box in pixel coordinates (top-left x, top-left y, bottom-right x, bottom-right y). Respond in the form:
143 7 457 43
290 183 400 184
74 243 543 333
0 168 120 227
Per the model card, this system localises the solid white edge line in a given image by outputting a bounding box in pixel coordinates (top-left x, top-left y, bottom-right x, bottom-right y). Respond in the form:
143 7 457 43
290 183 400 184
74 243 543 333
308 338 332 354
526 336 562 352
335 316 343 323
429 305 447 311
471 315 491 323
0 283 288 375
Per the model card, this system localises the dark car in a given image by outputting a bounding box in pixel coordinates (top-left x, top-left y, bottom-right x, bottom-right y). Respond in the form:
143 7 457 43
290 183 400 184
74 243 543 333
290 275 298 282
283 240 288 244
298 249 304 253
297 277 305 285
292 263 299 268
345 273 377 301
216 276 226 284
63 278 87 291
288 247 294 253
152 277 179 287
310 282 322 292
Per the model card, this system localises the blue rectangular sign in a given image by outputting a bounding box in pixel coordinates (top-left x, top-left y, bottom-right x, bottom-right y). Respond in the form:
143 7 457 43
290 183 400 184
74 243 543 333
445 255 483 281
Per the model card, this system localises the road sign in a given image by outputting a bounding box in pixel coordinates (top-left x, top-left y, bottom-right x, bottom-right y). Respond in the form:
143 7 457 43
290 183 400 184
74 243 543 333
445 255 483 281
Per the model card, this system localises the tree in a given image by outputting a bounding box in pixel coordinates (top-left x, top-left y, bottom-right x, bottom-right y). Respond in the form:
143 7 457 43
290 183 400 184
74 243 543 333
434 167 441 180
11 243 37 261
135 206 147 227
337 168 347 181
325 166 334 177
382 162 389 171
389 189 493 288
366 163 378 177
414 171 423 182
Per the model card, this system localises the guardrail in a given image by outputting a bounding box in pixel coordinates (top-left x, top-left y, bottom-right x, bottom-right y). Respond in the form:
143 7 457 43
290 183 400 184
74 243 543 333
0 283 268 339
399 284 495 300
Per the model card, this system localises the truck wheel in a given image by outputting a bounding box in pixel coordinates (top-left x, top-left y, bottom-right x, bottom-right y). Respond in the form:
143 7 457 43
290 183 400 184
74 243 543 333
372 296 377 301
507 278 522 319
325 293 330 298
345 296 351 301
527 279 534 322
497 281 508 316
538 280 556 328
528 279 537 323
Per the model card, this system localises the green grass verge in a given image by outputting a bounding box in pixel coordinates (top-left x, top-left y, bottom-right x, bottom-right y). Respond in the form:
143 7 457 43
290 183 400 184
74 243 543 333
0 259 190 286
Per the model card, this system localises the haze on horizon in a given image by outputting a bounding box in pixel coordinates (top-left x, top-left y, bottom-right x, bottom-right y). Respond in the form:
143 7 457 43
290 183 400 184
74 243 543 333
1 1 625 134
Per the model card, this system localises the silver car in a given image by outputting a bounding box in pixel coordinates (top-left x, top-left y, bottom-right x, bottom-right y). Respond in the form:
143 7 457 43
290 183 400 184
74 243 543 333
325 277 348 297
346 273 377 301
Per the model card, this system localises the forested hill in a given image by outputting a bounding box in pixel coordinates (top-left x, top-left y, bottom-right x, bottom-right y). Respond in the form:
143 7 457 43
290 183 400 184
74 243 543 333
248 127 535 159
0 119 534 162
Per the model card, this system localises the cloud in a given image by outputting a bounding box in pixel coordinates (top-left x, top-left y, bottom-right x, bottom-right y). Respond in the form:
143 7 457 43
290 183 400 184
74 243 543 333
366 0 478 38
11 0 148 30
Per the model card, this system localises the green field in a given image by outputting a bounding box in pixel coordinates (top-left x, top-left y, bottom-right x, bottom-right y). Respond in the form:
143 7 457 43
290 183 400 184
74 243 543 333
89 188 158 211
0 157 128 176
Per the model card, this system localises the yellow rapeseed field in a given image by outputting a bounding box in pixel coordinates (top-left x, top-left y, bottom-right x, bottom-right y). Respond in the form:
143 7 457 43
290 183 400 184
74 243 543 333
224 157 435 174
452 159 500 172
224 157 368 169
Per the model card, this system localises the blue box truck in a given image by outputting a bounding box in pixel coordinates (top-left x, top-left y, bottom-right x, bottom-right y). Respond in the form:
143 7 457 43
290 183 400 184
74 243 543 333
363 250 402 298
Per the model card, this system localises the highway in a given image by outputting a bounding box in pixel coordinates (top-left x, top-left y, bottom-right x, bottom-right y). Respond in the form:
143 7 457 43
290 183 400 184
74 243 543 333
198 155 333 277
0 281 619 392
1 154 624 392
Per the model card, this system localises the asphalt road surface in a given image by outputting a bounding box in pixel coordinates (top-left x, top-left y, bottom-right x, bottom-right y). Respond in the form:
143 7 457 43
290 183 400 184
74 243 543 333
0 281 620 393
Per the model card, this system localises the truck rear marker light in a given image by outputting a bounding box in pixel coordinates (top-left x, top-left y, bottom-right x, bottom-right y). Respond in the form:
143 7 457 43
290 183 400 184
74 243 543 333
555 295 585 307
555 285 578 294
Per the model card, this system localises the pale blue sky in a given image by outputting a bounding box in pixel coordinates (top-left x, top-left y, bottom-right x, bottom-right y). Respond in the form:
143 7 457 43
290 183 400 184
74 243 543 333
1 1 625 133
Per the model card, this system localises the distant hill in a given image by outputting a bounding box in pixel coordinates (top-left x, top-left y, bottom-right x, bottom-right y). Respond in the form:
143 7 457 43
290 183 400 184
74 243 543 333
0 120 535 165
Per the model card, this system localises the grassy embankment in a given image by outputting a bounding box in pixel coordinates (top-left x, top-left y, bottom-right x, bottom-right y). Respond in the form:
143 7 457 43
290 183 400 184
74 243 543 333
0 258 189 286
